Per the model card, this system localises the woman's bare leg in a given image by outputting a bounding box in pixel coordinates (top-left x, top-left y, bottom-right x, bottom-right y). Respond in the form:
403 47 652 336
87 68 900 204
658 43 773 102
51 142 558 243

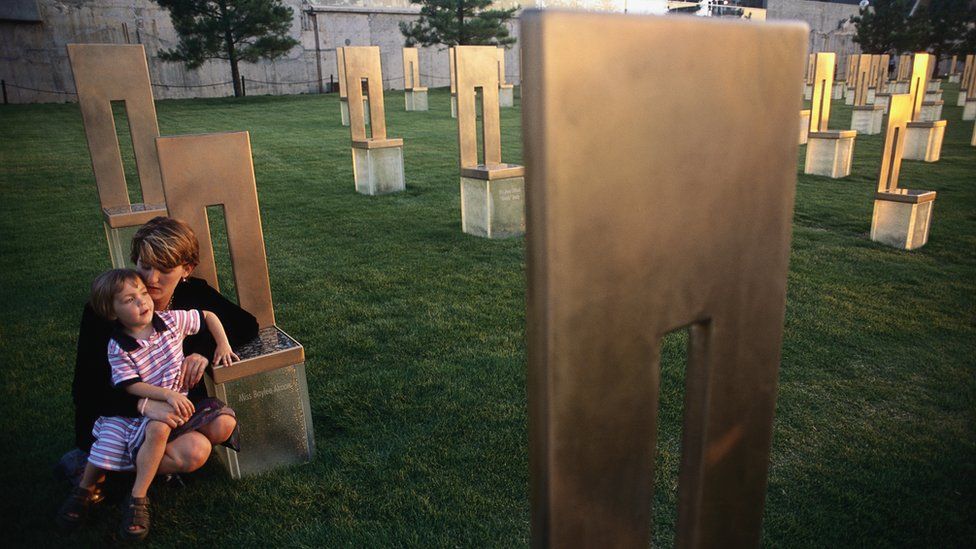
197 414 236 445
156 431 212 474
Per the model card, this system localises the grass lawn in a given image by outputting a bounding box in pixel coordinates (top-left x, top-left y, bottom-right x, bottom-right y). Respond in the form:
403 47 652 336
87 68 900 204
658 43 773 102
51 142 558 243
0 85 973 547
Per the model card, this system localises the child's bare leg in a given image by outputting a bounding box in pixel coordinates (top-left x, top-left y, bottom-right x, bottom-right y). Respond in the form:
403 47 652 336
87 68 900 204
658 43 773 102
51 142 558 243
78 462 104 491
131 420 171 498
197 414 236 445
58 462 105 523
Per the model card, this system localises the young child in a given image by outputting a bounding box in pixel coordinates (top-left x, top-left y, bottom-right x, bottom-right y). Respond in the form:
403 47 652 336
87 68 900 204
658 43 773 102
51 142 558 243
57 269 238 541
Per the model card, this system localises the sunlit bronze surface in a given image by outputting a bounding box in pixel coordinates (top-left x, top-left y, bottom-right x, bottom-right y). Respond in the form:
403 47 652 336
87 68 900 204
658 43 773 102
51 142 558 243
67 44 166 218
454 45 513 174
460 164 524 180
336 47 347 99
897 54 912 81
853 54 872 106
866 54 878 88
909 53 931 122
343 46 389 143
845 54 858 84
872 54 890 91
351 137 403 149
402 47 426 91
156 131 276 330
210 327 303 384
522 10 806 548
877 94 913 194
963 54 975 94
809 52 834 132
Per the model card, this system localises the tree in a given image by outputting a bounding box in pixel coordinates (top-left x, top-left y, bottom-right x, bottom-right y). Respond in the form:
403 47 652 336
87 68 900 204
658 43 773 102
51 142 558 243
851 0 914 54
852 0 976 75
155 0 299 97
910 0 976 74
399 0 519 48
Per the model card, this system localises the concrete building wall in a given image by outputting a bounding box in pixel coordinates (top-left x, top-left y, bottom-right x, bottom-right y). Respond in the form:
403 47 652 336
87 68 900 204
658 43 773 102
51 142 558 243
767 0 862 74
0 0 520 104
2 0 862 104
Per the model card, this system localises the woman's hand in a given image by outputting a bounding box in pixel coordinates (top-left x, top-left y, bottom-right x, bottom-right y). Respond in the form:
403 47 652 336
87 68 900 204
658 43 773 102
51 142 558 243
141 399 185 428
165 390 195 419
178 353 209 392
213 344 240 368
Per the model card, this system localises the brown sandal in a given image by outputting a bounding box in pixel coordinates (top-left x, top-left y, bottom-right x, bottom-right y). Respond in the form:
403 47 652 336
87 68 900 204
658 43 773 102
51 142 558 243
118 495 151 542
56 486 93 530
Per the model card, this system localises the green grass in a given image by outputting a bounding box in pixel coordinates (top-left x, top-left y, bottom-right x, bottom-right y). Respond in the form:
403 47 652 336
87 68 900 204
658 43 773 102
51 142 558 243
0 85 973 547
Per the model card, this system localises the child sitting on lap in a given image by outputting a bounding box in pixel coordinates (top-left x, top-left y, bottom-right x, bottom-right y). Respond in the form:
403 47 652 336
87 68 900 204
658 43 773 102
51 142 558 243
57 269 238 541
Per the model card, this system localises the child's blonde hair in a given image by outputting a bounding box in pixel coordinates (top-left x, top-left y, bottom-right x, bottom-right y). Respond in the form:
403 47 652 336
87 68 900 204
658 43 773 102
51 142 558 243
90 269 144 321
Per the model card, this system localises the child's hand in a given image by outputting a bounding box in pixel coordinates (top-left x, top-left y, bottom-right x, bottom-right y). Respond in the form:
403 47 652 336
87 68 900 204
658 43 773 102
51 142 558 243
213 344 239 368
165 390 195 419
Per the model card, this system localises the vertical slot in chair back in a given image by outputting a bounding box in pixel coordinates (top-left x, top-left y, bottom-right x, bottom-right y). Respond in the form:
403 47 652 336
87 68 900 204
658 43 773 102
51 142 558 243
156 131 275 329
68 44 164 212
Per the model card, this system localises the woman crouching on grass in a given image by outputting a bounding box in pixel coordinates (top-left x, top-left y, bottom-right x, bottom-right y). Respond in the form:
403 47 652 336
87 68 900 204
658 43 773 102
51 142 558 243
61 217 258 534
59 269 239 540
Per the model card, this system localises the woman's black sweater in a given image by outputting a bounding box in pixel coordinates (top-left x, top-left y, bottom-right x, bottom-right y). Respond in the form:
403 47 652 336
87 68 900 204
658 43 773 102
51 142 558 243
72 277 258 451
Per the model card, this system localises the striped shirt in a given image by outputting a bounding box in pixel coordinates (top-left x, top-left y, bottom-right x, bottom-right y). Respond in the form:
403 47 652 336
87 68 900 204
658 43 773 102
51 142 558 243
107 309 201 391
87 309 201 471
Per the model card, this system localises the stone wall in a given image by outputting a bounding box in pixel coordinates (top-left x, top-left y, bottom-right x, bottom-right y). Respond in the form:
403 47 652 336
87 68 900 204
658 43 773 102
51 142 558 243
0 0 521 104
767 0 862 75
2 0 865 104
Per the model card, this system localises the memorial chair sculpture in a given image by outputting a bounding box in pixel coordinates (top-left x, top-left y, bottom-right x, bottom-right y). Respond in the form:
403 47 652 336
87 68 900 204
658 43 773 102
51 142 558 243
343 46 406 195
868 54 890 104
920 55 945 120
402 47 429 111
455 45 525 239
958 54 974 108
850 54 884 135
497 47 515 108
67 44 167 268
832 57 846 100
894 54 913 94
870 94 937 250
844 54 860 105
805 52 857 179
925 69 942 98
873 54 895 113
903 54 946 163
947 54 960 83
155 131 314 478
336 47 369 127
798 108 810 145
522 10 806 547
962 54 976 118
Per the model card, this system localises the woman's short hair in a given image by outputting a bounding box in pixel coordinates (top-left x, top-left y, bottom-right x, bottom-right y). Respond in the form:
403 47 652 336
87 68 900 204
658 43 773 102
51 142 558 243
130 216 200 269
90 269 144 320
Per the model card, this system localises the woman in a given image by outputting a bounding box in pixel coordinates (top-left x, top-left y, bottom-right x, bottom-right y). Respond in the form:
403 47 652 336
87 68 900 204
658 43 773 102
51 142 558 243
70 216 258 484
